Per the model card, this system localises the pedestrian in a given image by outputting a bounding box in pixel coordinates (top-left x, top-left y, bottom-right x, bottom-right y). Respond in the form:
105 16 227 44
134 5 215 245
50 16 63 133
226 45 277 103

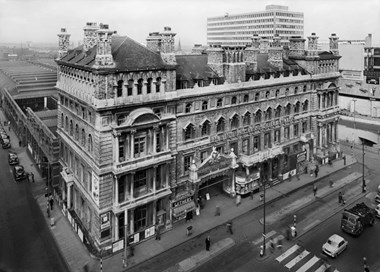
338 191 343 203
19 140 21 147
46 203 50 218
185 209 190 222
288 172 292 182
341 193 346 205
276 237 283 251
215 204 220 216
343 155 346 166
205 236 211 251
236 194 241 206
250 190 254 199
31 172 35 183
155 225 161 240
226 221 233 234
49 196 54 210
269 238 275 253
8 125 10 131
296 171 300 181
313 184 317 197
314 165 319 178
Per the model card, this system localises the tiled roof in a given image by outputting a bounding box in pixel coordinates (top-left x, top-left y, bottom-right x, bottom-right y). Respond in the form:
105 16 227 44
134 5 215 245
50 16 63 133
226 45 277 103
318 51 341 60
175 54 219 81
58 36 167 71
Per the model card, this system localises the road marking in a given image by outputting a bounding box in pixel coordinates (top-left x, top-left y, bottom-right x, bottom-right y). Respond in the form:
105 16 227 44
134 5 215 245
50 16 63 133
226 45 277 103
302 219 321 232
285 250 310 269
314 264 331 272
252 230 276 245
295 256 319 272
275 244 300 262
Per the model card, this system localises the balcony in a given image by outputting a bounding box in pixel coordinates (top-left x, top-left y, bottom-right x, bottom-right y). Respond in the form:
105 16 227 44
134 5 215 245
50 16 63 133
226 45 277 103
60 167 74 183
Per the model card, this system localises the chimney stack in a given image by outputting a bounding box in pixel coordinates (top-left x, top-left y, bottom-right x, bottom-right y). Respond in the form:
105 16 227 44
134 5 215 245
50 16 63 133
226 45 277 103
244 34 260 71
57 28 70 59
289 36 306 58
94 23 115 67
268 34 283 68
259 37 269 53
83 22 99 52
329 33 339 55
306 32 319 57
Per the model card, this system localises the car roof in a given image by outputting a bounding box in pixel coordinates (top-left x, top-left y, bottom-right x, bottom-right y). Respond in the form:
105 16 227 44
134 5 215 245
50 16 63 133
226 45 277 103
329 234 344 242
3 138 10 143
9 153 17 157
14 165 24 170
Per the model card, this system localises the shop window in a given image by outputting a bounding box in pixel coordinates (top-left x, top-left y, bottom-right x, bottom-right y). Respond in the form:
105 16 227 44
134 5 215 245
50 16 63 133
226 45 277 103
134 206 147 232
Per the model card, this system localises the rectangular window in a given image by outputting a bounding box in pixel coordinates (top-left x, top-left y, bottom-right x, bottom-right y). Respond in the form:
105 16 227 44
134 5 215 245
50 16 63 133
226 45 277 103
156 165 163 189
201 150 209 162
80 164 85 184
253 135 260 151
294 124 299 137
284 127 290 139
134 135 146 158
134 205 147 232
134 170 147 190
242 138 249 155
156 132 161 153
88 171 92 192
302 121 307 133
274 129 281 143
119 139 125 161
216 145 224 154
184 154 193 174
264 133 271 148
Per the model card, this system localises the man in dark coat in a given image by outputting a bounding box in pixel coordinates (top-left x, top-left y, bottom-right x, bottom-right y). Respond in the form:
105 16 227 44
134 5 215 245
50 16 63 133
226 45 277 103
205 236 211 251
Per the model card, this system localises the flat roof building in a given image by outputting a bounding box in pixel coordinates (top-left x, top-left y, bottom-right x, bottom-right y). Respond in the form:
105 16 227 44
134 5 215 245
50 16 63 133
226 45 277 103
207 5 304 47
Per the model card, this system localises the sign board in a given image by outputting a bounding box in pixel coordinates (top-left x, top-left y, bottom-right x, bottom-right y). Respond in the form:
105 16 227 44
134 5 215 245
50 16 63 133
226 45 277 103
297 151 307 163
91 172 99 205
206 193 210 200
100 212 110 230
112 240 124 253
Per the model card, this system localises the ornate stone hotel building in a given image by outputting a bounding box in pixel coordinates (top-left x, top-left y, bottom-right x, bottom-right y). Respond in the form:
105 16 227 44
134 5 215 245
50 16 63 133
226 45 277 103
56 23 340 254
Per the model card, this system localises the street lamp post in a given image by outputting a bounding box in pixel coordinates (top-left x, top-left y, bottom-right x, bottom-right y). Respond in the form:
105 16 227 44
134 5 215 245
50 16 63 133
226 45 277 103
123 224 128 268
352 99 357 146
261 174 266 257
362 140 366 193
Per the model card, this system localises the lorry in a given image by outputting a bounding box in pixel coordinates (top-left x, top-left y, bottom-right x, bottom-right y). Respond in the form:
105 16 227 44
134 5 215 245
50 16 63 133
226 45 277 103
341 202 376 236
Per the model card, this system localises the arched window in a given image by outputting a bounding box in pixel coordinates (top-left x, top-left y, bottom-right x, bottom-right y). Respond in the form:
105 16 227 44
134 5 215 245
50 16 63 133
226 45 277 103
231 96 237 104
137 79 143 95
275 106 282 118
285 88 289 96
275 89 280 97
303 100 309 111
217 118 226 132
81 128 85 146
75 124 79 140
202 101 208 110
255 110 262 122
70 120 73 136
201 120 211 136
147 78 152 94
285 104 291 115
231 114 239 129
61 114 64 128
243 94 249 102
303 85 307 92
185 103 192 113
265 107 272 120
294 102 301 113
88 134 93 152
255 92 260 101
117 80 123 97
217 98 223 108
265 91 270 99
156 77 161 92
65 116 69 132
243 112 251 126
127 79 134 96
184 124 195 140
294 86 298 94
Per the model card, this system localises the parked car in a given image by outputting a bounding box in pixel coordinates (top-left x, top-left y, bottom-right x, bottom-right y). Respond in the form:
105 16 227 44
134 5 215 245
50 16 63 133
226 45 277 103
322 234 348 258
13 165 26 181
2 138 11 149
0 133 9 143
8 152 19 165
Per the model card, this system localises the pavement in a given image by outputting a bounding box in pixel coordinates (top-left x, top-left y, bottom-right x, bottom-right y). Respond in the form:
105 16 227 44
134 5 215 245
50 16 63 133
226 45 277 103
0 107 364 272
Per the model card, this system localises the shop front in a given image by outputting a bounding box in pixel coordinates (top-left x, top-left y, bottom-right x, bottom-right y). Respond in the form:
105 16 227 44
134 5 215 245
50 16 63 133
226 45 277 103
171 194 196 223
235 170 260 195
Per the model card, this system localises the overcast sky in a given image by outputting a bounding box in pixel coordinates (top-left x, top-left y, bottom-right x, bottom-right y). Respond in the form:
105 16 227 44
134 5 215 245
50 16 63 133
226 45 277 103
1 0 379 48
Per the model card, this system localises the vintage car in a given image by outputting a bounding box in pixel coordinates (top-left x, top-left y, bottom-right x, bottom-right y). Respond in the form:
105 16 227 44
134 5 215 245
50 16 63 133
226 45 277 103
8 153 19 165
13 165 26 181
322 234 348 258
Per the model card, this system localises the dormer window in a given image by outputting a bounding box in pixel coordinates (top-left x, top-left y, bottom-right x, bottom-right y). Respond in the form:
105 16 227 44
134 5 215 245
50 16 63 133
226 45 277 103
127 79 134 96
265 91 270 99
294 86 298 94
255 93 260 101
147 78 152 94
285 88 289 96
156 77 161 92
217 98 223 108
231 96 237 104
117 80 123 97
185 103 192 113
137 79 143 95
202 101 208 110
275 89 280 97
243 94 249 102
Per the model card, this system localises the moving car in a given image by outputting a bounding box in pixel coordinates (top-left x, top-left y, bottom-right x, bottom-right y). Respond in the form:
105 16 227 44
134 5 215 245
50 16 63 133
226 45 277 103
13 165 26 181
322 234 348 258
8 153 19 165
2 138 11 149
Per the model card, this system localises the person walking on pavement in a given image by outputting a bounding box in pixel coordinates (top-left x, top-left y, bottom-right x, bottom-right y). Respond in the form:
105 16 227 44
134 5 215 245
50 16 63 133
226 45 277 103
226 221 233 234
313 183 318 197
155 225 161 240
314 165 319 178
269 238 275 253
49 195 54 210
343 155 346 165
276 237 283 251
19 140 22 147
205 236 211 251
31 172 34 183
338 191 343 204
46 202 50 218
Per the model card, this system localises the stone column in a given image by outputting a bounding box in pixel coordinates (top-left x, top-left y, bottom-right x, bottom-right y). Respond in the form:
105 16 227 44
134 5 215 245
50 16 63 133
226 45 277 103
124 209 129 238
153 166 157 192
319 94 322 109
153 200 157 226
115 135 120 163
129 208 134 234
67 183 72 209
130 131 135 159
153 126 158 153
165 163 170 188
115 176 119 204
130 173 134 200
319 125 323 148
